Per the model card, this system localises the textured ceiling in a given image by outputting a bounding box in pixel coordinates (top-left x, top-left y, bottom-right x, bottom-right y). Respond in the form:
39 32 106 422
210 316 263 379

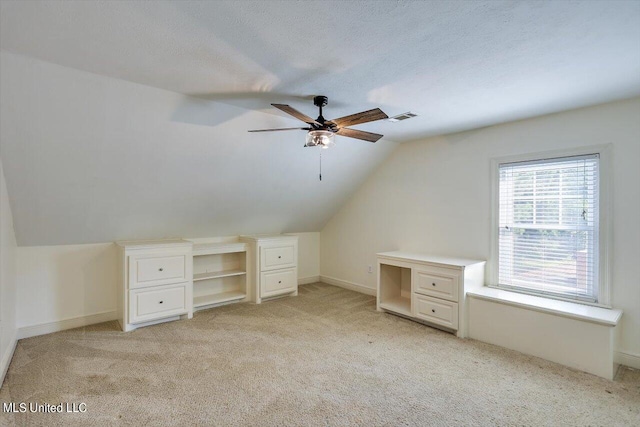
2 0 639 141
1 1 639 246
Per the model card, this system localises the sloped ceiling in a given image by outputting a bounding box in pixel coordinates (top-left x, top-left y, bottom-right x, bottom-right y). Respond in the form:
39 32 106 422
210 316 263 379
0 53 397 245
1 1 639 246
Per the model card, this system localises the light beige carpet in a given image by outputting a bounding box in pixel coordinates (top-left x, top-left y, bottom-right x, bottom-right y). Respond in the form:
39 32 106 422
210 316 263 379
1 283 638 426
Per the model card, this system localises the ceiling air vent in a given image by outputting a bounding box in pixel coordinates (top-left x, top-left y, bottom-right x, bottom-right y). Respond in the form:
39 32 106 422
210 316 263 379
387 112 418 122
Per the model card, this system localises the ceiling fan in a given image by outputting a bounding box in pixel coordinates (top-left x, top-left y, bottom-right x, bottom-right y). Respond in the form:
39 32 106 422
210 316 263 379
248 96 388 148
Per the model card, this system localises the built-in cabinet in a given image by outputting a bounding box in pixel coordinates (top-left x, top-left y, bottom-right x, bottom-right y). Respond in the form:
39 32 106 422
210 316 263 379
117 240 194 332
240 234 299 304
117 235 300 331
377 251 485 338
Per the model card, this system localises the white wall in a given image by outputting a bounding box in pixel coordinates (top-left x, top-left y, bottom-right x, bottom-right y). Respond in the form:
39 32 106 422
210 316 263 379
320 97 640 363
16 243 118 335
293 232 320 283
0 157 18 383
16 232 321 335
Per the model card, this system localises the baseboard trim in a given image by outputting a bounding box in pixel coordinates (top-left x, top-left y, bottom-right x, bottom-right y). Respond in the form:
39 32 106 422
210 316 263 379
0 334 17 388
320 275 376 296
10 299 639 372
615 350 640 369
17 310 118 340
298 276 320 285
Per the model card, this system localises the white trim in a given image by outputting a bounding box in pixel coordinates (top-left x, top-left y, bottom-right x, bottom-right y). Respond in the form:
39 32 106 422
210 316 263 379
320 275 376 296
501 152 600 168
489 154 500 287
615 350 640 370
298 275 320 285
17 310 118 340
0 334 17 388
489 144 612 306
598 144 613 307
486 284 610 309
467 287 621 326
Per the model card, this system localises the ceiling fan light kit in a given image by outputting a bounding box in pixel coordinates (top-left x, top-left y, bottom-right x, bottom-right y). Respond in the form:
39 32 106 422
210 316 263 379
305 130 335 149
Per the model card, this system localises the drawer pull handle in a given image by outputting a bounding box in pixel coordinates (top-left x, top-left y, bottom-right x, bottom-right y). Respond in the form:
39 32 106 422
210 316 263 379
278 256 282 259
159 301 164 304
431 309 435 313
159 268 164 272
278 280 282 284
432 283 436 286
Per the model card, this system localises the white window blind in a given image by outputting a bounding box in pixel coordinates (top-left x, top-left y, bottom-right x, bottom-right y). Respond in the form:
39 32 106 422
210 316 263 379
498 154 600 302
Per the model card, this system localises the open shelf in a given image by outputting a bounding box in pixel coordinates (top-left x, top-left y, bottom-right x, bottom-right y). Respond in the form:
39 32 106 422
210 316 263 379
192 247 249 309
379 263 412 316
379 295 411 316
194 290 246 308
193 269 246 282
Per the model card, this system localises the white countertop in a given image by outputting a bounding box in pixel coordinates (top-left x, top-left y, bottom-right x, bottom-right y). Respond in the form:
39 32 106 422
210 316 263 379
377 251 486 267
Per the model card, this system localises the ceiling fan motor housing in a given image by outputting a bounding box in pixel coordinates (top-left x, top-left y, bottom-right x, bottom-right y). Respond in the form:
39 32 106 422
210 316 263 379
313 95 329 108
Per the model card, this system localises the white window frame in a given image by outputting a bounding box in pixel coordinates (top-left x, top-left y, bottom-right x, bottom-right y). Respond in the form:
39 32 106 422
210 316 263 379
489 145 612 307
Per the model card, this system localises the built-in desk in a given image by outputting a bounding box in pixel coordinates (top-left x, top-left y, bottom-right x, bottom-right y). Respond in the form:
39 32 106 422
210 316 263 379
377 251 485 338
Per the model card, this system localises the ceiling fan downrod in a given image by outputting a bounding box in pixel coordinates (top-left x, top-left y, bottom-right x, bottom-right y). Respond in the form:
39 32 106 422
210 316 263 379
313 95 329 125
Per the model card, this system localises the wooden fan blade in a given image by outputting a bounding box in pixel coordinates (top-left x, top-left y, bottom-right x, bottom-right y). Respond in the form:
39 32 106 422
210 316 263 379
271 104 320 126
331 108 388 128
248 127 310 132
336 127 383 143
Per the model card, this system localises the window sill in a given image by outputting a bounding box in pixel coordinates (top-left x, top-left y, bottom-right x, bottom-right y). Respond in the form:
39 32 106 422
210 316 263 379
467 287 622 327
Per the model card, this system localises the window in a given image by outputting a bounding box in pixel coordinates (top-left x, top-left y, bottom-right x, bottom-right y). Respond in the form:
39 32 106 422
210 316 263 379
494 151 607 304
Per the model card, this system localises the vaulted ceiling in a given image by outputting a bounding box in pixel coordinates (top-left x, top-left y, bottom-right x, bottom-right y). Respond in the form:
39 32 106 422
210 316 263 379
0 52 397 245
1 1 639 245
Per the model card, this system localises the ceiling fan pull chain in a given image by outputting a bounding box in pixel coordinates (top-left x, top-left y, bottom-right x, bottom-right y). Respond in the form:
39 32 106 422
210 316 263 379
319 150 322 181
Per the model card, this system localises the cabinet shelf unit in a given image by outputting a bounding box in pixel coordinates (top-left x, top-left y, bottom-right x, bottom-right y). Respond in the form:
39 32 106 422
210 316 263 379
116 239 194 332
377 252 485 338
191 241 249 310
240 234 299 304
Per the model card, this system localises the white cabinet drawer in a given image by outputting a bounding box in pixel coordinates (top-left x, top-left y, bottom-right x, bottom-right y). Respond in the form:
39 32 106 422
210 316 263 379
261 245 296 271
414 294 459 330
414 269 459 302
129 284 187 324
260 268 297 298
129 254 187 289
